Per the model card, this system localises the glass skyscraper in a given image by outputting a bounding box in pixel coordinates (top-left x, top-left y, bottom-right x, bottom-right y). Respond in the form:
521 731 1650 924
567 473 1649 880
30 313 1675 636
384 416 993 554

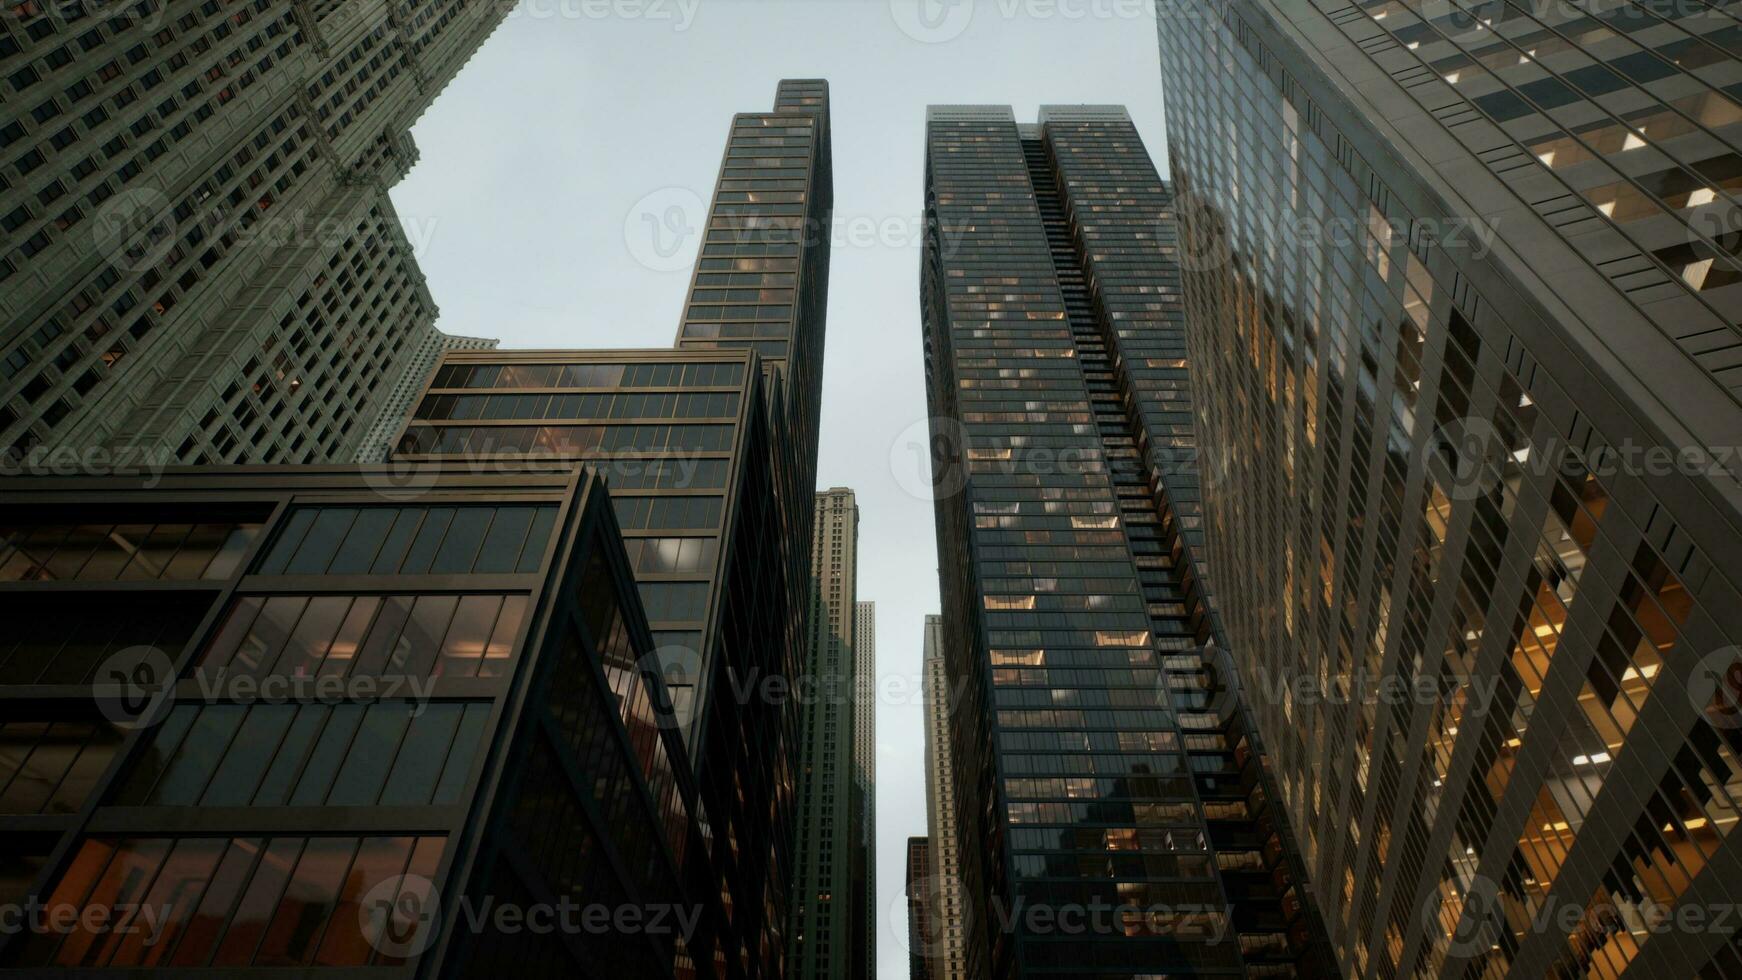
1157 1 1742 977
921 103 1332 979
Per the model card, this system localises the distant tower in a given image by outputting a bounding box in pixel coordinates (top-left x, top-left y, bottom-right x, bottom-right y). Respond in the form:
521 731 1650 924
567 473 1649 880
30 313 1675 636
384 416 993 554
921 614 967 980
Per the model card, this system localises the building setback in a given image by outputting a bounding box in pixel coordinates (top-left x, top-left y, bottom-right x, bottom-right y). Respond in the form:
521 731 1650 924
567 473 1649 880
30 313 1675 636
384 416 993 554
0 0 504 466
1157 2 1742 977
920 103 1333 978
920 613 967 980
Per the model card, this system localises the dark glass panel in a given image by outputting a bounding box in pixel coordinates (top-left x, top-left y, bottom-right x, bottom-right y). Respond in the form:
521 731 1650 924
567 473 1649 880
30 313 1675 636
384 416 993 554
314 836 413 966
13 838 113 966
202 526 258 579
395 595 458 676
289 706 364 805
200 705 295 806
47 724 119 813
211 837 302 966
380 705 463 806
516 506 557 572
319 596 380 677
201 596 264 669
398 507 455 575
473 506 534 573
326 706 413 806
479 596 526 679
251 706 328 806
373 837 444 966
55 838 171 966
268 595 351 675
118 522 190 580
429 507 491 574
148 705 245 806
433 705 491 804
230 596 308 675
437 595 501 678
352 596 413 676
284 509 358 575
326 508 395 574
254 836 355 965
255 509 315 576
165 837 261 966
105 837 224 966
369 508 425 575
111 704 197 805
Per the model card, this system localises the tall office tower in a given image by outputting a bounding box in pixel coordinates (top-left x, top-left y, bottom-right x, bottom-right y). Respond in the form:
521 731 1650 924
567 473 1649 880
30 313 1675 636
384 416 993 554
920 614 968 980
357 329 498 462
851 599 876 980
921 104 1332 978
0 463 740 977
906 836 934 980
0 0 507 466
788 488 868 978
394 80 833 978
1157 3 1742 978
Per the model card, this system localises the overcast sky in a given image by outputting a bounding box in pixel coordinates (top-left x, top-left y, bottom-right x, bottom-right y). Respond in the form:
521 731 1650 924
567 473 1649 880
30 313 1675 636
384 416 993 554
390 2 1167 973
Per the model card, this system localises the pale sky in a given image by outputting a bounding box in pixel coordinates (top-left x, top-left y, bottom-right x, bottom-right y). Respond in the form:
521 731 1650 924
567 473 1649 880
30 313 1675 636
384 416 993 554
390 2 1167 973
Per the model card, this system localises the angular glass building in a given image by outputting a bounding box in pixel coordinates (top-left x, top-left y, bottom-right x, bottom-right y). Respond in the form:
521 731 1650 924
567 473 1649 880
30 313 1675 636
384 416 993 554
0 464 736 977
1156 2 1742 977
390 80 832 977
920 103 1332 978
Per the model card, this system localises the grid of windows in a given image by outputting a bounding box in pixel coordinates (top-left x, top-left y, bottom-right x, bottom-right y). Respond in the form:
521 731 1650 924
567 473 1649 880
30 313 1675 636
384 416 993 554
1157 2 1742 977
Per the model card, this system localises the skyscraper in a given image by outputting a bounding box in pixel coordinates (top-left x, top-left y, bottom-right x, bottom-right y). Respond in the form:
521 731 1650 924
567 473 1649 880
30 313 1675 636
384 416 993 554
921 614 968 980
921 104 1332 978
906 836 934 980
852 598 876 980
393 80 834 977
1156 2 1742 977
0 0 505 466
788 488 871 979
